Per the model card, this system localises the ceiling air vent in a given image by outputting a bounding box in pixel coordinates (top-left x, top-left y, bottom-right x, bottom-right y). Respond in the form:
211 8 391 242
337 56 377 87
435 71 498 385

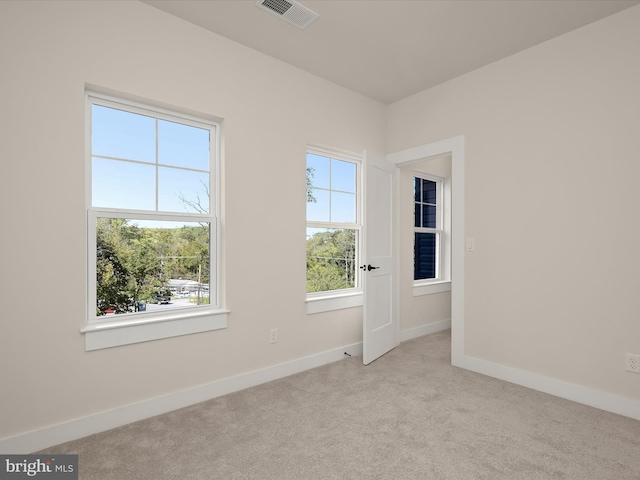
255 0 319 29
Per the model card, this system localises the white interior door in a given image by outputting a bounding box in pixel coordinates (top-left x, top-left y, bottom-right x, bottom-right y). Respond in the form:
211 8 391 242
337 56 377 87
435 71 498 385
362 151 398 365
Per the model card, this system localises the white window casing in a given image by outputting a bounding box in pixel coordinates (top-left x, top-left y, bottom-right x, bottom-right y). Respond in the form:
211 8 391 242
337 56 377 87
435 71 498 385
306 146 363 313
413 172 451 296
83 92 227 350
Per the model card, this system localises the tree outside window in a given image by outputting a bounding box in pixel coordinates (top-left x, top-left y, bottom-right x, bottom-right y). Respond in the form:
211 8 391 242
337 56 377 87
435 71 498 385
306 150 360 294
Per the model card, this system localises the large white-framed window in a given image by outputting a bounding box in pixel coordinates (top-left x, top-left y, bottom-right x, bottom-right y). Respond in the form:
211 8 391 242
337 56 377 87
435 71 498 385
306 147 362 313
82 92 227 350
414 173 444 284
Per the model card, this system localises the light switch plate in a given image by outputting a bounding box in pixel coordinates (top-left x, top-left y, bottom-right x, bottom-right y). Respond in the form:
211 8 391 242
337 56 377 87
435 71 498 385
466 238 475 251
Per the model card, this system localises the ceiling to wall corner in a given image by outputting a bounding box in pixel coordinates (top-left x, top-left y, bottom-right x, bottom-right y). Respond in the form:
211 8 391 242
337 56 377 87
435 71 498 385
141 0 640 104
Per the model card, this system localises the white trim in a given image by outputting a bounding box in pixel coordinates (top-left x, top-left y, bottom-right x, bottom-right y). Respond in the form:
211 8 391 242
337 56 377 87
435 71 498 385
82 309 229 351
306 291 363 314
87 91 218 132
85 92 225 348
400 319 451 342
387 135 465 367
5 323 638 454
307 144 362 163
0 341 363 454
413 281 451 297
413 172 445 282
306 146 363 297
461 355 640 422
388 137 640 423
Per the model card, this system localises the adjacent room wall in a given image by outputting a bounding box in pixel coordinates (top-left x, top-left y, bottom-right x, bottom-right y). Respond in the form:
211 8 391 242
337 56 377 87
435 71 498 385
0 0 385 443
398 156 452 335
388 5 640 402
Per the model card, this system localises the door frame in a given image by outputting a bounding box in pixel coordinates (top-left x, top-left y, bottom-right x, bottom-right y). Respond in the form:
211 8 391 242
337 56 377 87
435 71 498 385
387 136 465 367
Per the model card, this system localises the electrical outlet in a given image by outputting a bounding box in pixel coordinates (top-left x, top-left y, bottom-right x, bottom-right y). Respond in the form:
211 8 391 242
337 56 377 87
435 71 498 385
625 353 640 373
269 328 278 344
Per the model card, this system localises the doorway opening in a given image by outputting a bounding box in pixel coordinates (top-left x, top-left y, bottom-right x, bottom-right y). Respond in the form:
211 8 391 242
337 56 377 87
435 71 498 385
387 136 465 367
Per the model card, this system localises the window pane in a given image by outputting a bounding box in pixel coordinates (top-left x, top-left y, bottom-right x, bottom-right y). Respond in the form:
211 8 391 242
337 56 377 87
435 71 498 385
415 232 437 280
414 203 421 228
307 228 357 293
92 105 155 162
158 167 210 214
422 179 437 205
414 177 422 202
158 120 210 171
331 159 356 193
331 191 356 223
306 153 330 189
96 218 211 316
307 189 330 222
422 205 437 229
92 157 155 210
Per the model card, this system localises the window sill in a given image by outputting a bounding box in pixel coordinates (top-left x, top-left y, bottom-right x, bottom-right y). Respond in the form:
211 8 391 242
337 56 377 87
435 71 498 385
413 281 451 297
306 291 363 314
81 308 229 351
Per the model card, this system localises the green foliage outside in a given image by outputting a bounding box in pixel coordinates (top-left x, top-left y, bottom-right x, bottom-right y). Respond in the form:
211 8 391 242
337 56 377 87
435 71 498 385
96 218 209 315
306 166 357 293
306 167 316 203
306 229 357 293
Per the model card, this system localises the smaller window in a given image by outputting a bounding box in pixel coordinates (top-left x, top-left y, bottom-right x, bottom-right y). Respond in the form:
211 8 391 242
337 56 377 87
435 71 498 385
306 148 361 297
414 174 443 282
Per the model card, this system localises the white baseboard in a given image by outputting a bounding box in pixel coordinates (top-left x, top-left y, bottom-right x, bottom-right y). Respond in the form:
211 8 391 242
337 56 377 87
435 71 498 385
7 324 634 455
462 355 640 422
399 321 640 422
400 319 451 342
0 341 364 454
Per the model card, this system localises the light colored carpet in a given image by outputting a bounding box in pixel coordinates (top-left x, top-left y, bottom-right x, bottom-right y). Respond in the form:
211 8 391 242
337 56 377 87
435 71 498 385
38 330 640 479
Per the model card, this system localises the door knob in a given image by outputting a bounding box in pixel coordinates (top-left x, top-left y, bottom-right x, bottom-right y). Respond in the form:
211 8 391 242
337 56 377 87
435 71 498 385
360 264 380 271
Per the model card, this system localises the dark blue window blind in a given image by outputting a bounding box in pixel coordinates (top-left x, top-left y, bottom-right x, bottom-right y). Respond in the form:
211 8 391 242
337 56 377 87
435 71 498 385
415 232 436 280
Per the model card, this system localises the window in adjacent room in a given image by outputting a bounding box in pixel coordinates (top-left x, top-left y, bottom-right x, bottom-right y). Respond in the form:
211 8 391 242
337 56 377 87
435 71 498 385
84 92 226 350
414 174 443 282
306 148 361 299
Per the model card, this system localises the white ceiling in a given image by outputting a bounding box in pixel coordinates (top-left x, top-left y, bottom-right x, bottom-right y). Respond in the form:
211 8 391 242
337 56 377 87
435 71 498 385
142 0 640 104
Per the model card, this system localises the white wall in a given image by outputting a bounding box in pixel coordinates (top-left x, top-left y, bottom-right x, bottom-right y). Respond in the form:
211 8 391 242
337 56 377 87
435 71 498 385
389 5 640 402
4 0 639 450
0 0 385 443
